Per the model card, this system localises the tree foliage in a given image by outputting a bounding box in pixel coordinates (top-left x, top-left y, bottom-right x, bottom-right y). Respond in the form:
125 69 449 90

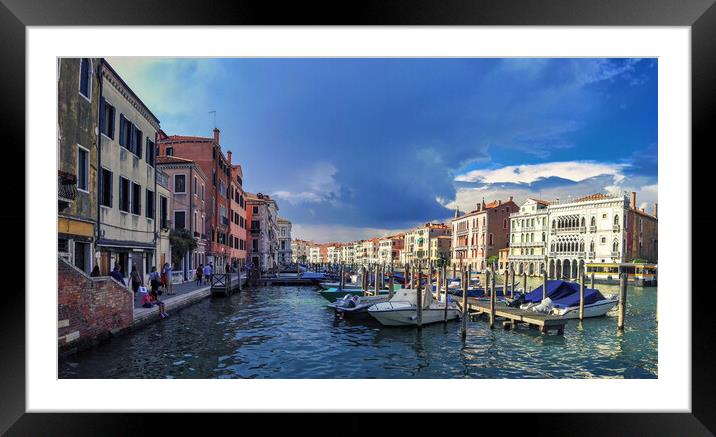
170 228 197 267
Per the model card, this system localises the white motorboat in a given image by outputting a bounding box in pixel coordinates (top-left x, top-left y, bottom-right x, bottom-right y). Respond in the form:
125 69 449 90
367 288 460 326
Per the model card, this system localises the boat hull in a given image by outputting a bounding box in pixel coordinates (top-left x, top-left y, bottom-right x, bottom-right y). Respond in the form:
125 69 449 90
553 299 619 319
368 307 460 326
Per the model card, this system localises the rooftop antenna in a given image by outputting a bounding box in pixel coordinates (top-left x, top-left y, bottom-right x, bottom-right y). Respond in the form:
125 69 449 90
208 110 216 129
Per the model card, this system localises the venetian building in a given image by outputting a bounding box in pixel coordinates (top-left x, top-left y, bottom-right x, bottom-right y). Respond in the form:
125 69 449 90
403 223 451 265
277 217 292 265
546 192 658 279
508 198 550 276
450 197 517 271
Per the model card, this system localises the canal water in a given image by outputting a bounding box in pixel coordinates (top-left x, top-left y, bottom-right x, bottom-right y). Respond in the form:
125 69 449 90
59 283 657 379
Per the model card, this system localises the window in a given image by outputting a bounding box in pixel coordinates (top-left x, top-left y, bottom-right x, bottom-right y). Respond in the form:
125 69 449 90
194 210 198 232
133 127 143 158
252 220 260 230
174 211 186 229
601 236 606 244
201 185 205 200
160 196 168 228
78 58 92 99
99 168 113 207
146 138 155 166
146 189 155 219
166 147 174 156
174 174 186 193
252 239 259 251
194 176 198 194
100 98 115 139
77 146 89 192
119 177 130 212
131 182 141 215
253 206 258 214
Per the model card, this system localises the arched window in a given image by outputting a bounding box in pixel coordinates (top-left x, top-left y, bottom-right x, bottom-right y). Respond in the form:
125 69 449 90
579 240 584 251
551 242 555 251
590 216 596 226
542 232 546 242
552 219 556 228
612 240 619 252
614 215 619 225
590 241 595 252
580 217 585 227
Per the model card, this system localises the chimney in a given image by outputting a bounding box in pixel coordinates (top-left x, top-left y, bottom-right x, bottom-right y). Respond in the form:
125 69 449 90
476 203 481 212
498 199 502 205
227 150 232 164
653 203 658 217
509 196 513 202
454 207 460 219
213 127 220 145
630 191 636 209
482 197 486 208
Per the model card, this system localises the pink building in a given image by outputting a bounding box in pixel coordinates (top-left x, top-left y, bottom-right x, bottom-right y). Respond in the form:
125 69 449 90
451 197 518 271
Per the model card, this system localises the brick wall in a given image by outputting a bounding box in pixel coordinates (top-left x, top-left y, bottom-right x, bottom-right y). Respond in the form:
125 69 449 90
58 257 133 354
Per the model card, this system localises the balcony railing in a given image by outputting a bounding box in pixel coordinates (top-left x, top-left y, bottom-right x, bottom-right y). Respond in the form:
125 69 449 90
552 226 586 234
588 251 595 258
58 171 77 201
613 225 621 232
589 225 597 233
611 251 620 257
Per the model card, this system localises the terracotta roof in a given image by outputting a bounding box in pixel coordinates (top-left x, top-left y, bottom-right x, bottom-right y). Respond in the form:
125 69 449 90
161 134 213 143
157 155 195 165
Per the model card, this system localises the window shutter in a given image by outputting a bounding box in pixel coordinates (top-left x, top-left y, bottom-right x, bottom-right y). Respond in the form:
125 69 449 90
119 179 124 210
99 98 106 134
119 114 126 146
130 124 136 154
109 106 115 139
136 129 143 158
109 172 113 207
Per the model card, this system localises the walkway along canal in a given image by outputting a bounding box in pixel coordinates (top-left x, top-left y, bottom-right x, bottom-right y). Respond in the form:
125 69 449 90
60 282 658 379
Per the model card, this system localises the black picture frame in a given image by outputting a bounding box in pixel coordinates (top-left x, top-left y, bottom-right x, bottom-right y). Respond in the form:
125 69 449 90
2 0 713 434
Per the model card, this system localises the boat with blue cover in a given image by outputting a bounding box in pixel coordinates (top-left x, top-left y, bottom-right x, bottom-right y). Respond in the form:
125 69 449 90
515 280 618 319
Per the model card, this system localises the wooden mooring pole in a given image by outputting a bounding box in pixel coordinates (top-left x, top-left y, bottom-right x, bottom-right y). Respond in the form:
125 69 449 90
579 272 585 321
460 267 468 338
374 264 380 296
339 263 345 290
504 268 509 298
590 272 595 290
490 268 496 329
510 267 515 298
416 263 423 329
618 273 627 330
523 271 527 294
542 269 548 300
362 267 368 296
388 265 394 299
442 264 449 323
436 263 441 303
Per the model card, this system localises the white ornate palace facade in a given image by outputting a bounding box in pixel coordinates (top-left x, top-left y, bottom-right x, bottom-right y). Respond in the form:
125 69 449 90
508 192 658 278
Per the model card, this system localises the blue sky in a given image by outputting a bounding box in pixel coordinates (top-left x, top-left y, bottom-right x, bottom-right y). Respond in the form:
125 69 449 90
107 57 658 242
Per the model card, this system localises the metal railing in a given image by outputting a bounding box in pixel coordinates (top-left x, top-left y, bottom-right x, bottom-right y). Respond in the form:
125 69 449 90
589 225 597 233
613 225 621 232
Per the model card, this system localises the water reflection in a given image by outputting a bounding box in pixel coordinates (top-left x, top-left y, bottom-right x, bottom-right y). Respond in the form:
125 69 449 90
59 284 657 379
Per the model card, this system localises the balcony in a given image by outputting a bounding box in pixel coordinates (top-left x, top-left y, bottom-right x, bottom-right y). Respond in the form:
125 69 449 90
589 225 597 233
58 171 77 211
611 251 620 257
612 225 621 232
553 226 584 234
587 251 596 258
250 229 260 235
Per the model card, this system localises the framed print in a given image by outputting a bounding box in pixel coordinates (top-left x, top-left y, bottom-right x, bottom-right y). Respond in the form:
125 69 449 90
2 0 715 434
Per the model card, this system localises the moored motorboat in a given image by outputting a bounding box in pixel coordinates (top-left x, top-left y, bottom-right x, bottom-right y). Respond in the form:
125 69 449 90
517 280 618 319
318 284 401 303
367 288 460 326
328 294 390 318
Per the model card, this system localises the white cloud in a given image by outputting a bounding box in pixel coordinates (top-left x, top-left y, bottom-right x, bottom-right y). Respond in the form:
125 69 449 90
271 161 341 206
455 161 629 184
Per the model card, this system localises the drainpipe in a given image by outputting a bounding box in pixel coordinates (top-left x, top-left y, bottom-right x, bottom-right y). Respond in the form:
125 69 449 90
95 59 104 270
154 131 158 272
189 165 193 281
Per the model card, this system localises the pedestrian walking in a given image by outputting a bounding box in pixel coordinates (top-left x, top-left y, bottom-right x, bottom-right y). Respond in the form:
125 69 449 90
203 263 212 285
163 263 174 295
196 264 203 285
130 263 141 297
110 264 124 285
